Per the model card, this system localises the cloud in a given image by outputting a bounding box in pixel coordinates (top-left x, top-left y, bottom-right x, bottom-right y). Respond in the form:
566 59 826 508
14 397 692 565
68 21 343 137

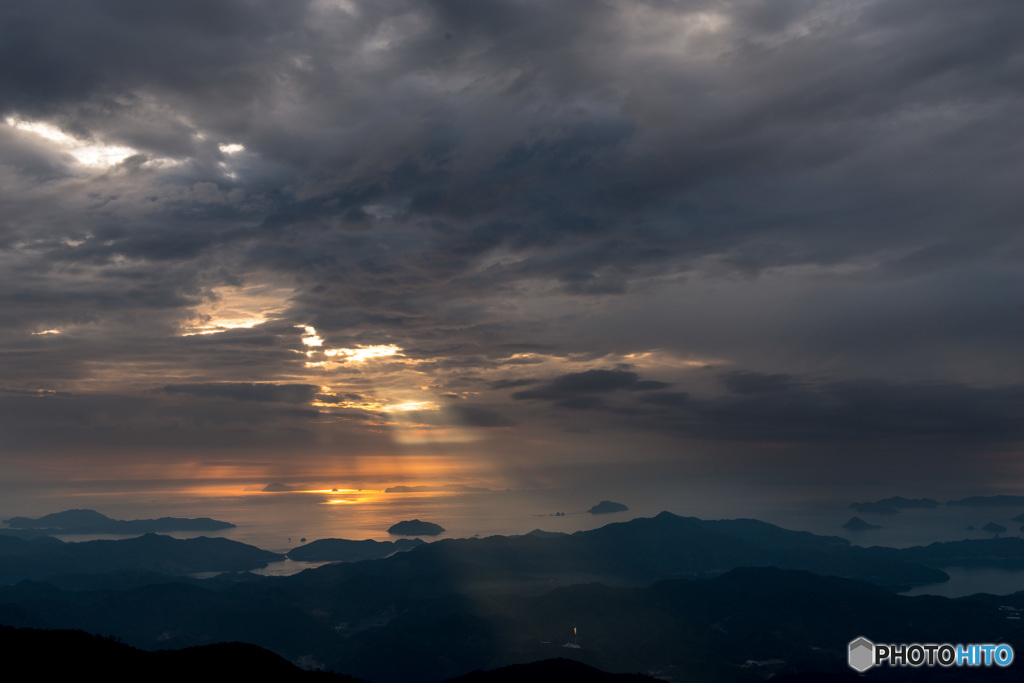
496 361 1024 452
160 383 320 404
488 378 537 390
447 405 515 428
623 377 1024 446
512 369 666 400
722 372 800 395
0 1 1022 492
638 392 690 407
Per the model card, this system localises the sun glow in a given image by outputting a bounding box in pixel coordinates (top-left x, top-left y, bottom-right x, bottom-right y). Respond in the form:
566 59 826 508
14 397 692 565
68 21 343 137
324 344 401 361
316 488 389 505
311 394 440 413
380 400 439 412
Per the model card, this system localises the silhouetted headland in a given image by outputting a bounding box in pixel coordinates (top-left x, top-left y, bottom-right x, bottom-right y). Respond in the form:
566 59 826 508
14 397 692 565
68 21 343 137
288 538 425 562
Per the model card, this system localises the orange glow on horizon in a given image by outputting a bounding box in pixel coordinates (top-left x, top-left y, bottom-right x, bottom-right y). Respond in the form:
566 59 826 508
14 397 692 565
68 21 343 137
23 447 506 503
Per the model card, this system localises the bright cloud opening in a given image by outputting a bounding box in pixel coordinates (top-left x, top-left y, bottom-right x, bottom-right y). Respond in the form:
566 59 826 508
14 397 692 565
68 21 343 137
380 401 439 413
324 344 401 362
7 117 138 167
181 284 293 336
300 326 324 346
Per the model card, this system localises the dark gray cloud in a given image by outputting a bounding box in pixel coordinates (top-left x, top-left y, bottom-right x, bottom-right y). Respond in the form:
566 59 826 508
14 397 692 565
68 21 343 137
4 0 1017 285
674 379 1024 446
1 1 1022 494
512 370 666 400
723 372 800 395
499 365 1024 451
447 405 514 428
0 388 328 456
638 392 690 408
489 378 538 390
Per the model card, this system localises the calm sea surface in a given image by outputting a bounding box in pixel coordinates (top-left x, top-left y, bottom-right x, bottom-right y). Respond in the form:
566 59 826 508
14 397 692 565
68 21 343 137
5 483 1024 595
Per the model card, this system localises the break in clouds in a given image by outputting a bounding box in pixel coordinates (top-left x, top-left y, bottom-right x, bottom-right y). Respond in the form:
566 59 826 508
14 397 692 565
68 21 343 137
1 0 1022 490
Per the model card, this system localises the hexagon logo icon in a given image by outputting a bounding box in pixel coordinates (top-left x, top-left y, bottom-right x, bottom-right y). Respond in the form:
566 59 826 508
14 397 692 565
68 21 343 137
848 637 875 672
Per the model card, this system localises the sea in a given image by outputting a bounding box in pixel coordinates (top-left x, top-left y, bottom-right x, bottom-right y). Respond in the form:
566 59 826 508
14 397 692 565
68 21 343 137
4 482 1024 597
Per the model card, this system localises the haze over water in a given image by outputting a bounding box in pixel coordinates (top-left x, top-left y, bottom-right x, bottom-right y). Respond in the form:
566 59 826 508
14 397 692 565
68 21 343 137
7 479 1023 550
8 473 1024 596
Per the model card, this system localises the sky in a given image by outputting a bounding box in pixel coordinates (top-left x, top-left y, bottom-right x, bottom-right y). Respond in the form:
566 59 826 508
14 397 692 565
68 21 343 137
1 0 1023 510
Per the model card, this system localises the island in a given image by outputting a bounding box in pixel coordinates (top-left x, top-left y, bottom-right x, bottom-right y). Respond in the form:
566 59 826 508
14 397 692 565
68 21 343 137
588 500 629 514
849 497 939 515
3 509 235 535
842 516 882 531
387 519 445 536
948 495 1024 507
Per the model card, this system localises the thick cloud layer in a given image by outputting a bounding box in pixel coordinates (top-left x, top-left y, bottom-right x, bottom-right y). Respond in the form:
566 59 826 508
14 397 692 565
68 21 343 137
1 1 1022 495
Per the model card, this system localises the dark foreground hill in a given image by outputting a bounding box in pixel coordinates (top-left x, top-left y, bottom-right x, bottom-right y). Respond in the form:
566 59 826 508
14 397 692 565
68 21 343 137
0 625 359 682
4 513 1024 681
1 565 1021 682
0 627 663 683
317 567 1024 682
447 658 659 682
